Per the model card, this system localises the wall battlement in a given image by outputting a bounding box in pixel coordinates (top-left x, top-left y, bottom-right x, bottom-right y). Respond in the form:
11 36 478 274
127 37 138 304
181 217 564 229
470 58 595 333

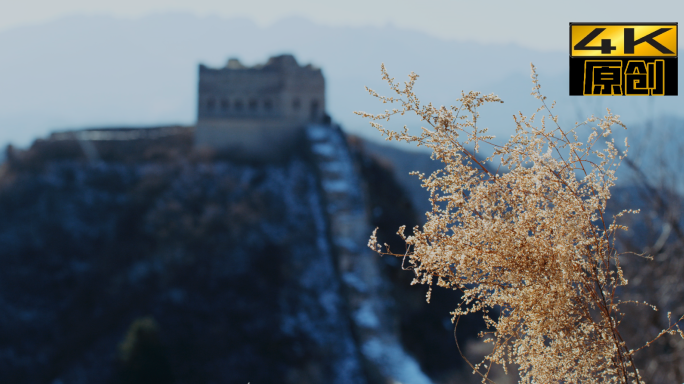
195 54 327 161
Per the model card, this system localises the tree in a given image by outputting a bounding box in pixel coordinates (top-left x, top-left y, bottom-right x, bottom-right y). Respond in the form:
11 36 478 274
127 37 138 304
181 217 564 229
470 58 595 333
116 316 174 384
356 63 684 383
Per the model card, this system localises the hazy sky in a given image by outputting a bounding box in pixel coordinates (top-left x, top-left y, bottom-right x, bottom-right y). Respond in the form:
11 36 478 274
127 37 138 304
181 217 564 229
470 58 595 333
2 0 681 51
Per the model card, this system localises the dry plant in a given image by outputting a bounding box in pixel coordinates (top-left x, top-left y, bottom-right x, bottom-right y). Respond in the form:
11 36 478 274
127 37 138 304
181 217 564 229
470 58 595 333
355 63 684 383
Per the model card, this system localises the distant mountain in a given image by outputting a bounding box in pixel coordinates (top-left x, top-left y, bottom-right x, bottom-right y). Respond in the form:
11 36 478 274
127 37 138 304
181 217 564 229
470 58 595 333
6 12 678 150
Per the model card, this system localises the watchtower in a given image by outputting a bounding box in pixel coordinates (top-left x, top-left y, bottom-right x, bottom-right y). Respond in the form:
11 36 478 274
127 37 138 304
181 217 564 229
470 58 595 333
194 54 326 161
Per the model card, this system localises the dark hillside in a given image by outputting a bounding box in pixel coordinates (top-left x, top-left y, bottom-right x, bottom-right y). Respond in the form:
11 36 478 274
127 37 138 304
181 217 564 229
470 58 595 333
0 128 363 383
0 126 487 384
347 135 489 382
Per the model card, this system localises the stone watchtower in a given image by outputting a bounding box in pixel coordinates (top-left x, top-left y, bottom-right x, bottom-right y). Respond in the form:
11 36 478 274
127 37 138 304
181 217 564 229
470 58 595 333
195 54 327 161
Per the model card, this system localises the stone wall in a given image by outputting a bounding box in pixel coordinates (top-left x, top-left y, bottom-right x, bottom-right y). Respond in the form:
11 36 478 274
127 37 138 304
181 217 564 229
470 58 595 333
195 118 306 162
306 125 434 384
195 54 326 160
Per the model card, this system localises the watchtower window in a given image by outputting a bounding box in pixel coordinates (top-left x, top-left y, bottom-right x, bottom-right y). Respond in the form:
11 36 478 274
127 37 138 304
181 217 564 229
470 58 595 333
292 98 301 110
249 99 258 111
310 100 319 121
264 99 273 111
220 99 229 111
234 100 243 111
206 98 215 111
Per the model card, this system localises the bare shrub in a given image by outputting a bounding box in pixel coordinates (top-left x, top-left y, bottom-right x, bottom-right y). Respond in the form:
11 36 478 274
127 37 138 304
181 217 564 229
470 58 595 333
356 64 684 383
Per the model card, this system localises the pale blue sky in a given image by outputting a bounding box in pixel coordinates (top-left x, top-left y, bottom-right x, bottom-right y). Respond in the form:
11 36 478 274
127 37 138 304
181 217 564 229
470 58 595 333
1 0 681 52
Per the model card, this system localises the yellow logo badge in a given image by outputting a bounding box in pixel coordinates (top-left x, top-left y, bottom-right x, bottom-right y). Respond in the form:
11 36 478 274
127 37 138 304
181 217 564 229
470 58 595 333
570 23 677 96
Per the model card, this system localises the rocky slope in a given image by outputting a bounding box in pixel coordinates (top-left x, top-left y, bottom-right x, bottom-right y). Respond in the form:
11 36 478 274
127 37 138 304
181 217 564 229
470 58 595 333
0 126 486 384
